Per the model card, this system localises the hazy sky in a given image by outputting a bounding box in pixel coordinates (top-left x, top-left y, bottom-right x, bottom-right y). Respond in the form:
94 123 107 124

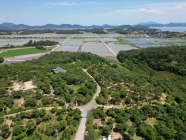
0 0 186 25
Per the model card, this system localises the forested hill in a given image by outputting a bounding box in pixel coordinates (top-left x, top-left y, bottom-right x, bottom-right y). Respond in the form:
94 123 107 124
117 46 186 76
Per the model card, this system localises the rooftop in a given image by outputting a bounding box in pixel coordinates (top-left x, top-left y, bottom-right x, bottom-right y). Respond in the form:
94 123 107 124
52 67 67 73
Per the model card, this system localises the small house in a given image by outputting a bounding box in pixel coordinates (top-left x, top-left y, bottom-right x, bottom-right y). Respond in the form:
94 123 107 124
52 67 67 73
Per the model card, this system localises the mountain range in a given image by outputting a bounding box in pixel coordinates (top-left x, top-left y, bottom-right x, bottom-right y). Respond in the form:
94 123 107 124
0 22 186 30
135 22 186 27
0 23 119 30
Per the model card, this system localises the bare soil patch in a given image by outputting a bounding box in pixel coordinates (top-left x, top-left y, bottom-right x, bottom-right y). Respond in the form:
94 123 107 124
12 80 36 91
160 93 167 104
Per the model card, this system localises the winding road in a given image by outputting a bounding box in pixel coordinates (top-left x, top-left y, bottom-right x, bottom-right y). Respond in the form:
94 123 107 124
74 69 101 140
3 69 117 140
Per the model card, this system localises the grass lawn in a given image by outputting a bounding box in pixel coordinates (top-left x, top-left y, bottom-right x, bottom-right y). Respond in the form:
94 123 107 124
0 48 46 58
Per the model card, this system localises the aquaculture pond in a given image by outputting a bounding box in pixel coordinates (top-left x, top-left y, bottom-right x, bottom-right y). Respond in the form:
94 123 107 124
122 38 186 45
0 39 65 47
54 46 79 52
63 39 83 46
107 44 137 54
81 43 112 56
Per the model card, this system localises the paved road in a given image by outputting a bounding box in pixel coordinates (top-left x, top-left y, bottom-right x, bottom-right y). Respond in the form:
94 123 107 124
74 69 100 140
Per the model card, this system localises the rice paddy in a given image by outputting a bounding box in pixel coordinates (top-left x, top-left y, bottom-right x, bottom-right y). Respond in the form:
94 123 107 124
0 48 46 58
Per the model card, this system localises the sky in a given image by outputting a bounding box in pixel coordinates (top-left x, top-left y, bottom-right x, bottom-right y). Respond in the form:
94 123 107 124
0 0 186 26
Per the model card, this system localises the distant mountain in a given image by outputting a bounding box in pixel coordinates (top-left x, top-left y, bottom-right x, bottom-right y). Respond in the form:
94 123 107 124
135 22 186 27
0 22 17 27
0 22 186 30
118 25 133 29
134 21 160 26
0 23 119 29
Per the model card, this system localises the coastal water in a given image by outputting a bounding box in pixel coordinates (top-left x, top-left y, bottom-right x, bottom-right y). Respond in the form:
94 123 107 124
150 27 186 32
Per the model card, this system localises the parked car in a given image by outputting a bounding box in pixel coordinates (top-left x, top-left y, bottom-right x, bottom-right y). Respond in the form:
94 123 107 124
102 136 106 140
108 135 111 140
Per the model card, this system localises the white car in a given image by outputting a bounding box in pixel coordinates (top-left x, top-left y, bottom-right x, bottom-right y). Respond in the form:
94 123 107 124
108 135 111 140
102 136 106 140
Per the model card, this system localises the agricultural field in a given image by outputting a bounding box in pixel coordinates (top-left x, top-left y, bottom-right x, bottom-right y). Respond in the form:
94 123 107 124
73 34 85 38
0 39 64 47
4 52 49 61
54 46 79 52
107 44 137 54
81 43 113 56
63 39 83 46
85 33 97 38
102 38 118 42
84 38 100 42
122 38 186 45
0 48 46 58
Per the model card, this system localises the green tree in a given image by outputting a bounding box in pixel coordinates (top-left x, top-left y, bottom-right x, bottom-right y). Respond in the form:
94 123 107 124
12 125 22 136
24 98 37 107
0 124 10 138
0 57 4 63
103 126 111 135
128 126 136 137
45 123 54 136
26 120 36 135
93 123 99 129
78 86 89 96
107 118 114 125
60 120 67 130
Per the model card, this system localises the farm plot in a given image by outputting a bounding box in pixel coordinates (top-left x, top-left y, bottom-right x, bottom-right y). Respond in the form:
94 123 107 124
6 52 49 61
85 38 100 42
102 38 118 42
0 39 63 47
85 33 97 38
73 34 85 38
81 43 113 56
97 34 109 38
0 48 46 58
54 45 79 52
63 39 83 46
122 38 186 45
0 39 34 47
108 34 124 38
107 44 138 54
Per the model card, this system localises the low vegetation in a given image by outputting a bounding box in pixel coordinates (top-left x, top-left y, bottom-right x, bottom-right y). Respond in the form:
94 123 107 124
0 48 46 58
